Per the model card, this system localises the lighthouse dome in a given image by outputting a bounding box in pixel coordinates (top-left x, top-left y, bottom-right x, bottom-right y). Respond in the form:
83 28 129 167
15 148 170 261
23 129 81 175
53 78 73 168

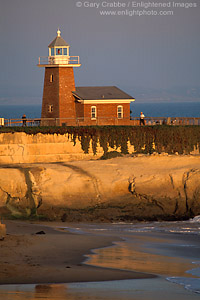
48 29 69 48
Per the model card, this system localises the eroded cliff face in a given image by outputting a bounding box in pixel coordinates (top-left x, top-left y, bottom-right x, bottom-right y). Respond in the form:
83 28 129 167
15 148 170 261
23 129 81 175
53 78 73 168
0 132 103 164
0 156 200 221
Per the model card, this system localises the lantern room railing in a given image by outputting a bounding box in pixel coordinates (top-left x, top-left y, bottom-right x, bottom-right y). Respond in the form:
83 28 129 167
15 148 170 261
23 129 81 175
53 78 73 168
38 56 80 66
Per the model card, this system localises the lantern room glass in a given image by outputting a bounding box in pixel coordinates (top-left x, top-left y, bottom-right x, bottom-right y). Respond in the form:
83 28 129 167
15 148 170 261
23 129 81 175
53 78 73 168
56 48 62 55
51 48 55 56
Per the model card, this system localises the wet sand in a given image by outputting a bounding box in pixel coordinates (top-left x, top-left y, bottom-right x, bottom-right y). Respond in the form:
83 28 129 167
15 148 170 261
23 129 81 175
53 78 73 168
0 221 200 299
0 278 199 300
0 221 155 285
86 231 199 278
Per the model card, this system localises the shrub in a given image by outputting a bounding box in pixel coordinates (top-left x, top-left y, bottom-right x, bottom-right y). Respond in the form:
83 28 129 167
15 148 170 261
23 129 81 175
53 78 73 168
0 125 199 155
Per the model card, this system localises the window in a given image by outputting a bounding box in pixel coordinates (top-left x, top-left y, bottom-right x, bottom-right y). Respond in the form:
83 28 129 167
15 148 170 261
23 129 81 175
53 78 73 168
51 48 55 56
50 74 53 83
117 106 123 119
56 48 62 55
48 105 53 113
91 106 97 119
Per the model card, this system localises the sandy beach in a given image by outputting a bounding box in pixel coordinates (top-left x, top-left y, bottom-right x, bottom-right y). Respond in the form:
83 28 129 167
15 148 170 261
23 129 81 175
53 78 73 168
0 220 200 300
0 220 155 285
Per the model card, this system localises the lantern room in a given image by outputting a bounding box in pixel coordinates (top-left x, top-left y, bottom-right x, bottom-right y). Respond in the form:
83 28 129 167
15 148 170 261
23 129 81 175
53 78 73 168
38 29 80 67
48 29 70 64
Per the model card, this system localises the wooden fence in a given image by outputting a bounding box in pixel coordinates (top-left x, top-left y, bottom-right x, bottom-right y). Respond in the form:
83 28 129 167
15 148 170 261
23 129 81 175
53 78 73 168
1 116 200 127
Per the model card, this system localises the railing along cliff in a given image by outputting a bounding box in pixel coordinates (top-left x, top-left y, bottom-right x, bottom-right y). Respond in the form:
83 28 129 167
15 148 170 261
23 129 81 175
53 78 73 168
1 116 200 127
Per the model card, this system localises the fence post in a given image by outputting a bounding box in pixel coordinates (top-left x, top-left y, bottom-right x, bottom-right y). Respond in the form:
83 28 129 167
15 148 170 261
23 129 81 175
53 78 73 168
167 117 171 125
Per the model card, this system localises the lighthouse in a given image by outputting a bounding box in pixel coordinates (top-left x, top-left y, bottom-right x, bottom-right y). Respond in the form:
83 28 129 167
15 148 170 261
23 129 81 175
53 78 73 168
38 29 81 125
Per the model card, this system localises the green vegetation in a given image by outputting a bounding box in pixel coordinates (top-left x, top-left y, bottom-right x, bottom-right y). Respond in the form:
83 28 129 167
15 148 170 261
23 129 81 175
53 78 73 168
100 151 123 160
0 125 199 155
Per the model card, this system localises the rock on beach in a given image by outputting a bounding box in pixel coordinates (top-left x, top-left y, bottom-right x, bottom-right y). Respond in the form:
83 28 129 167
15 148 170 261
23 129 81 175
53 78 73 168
0 222 6 240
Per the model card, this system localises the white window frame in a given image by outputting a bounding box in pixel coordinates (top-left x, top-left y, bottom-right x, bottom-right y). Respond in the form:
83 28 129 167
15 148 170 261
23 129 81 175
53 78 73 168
117 105 123 119
48 104 53 113
50 74 53 83
91 106 97 120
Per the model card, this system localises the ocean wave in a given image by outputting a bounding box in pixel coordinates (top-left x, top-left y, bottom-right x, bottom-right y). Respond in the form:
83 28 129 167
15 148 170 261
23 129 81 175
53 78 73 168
186 267 200 277
190 215 200 223
167 277 200 294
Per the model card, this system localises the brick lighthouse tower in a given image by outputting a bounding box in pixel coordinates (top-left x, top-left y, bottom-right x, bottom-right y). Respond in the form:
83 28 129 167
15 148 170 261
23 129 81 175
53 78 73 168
38 29 81 125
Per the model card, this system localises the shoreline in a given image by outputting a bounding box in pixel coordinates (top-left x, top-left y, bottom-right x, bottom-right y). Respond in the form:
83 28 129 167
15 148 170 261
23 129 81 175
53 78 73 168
0 220 155 285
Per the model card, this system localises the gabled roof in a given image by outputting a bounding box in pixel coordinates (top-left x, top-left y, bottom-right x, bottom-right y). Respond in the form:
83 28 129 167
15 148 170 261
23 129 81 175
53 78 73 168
72 86 134 100
48 36 69 48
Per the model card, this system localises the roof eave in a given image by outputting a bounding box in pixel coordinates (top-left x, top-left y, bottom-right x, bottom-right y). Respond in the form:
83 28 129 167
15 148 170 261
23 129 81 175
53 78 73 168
81 99 135 104
72 92 84 100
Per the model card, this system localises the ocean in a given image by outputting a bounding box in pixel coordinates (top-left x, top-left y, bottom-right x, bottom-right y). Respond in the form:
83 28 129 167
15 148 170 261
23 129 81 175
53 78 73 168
67 217 200 295
130 102 200 118
0 102 200 120
0 105 42 120
0 217 200 299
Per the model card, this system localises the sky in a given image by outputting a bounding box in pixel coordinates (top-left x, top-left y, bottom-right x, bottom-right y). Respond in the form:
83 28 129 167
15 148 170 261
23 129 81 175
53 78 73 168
0 0 200 104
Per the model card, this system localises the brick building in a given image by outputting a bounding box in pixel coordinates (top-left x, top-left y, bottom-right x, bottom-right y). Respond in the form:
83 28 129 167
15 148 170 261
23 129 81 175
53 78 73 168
38 30 135 126
73 86 134 125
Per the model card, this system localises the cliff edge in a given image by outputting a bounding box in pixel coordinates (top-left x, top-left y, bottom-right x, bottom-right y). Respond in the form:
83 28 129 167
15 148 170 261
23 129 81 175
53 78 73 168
0 155 200 221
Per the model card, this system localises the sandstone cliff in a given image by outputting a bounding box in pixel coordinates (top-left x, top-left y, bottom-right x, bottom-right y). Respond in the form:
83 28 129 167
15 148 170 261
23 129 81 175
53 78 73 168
0 155 200 221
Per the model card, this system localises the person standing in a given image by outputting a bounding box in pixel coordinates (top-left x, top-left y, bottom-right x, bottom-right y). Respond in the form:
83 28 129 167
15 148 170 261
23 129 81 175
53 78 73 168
140 112 145 125
22 114 27 126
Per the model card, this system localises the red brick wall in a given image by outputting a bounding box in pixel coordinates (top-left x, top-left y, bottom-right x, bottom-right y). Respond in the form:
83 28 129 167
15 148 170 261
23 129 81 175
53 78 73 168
84 103 130 121
58 67 76 121
41 68 132 126
41 67 59 119
75 101 84 119
41 67 76 124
